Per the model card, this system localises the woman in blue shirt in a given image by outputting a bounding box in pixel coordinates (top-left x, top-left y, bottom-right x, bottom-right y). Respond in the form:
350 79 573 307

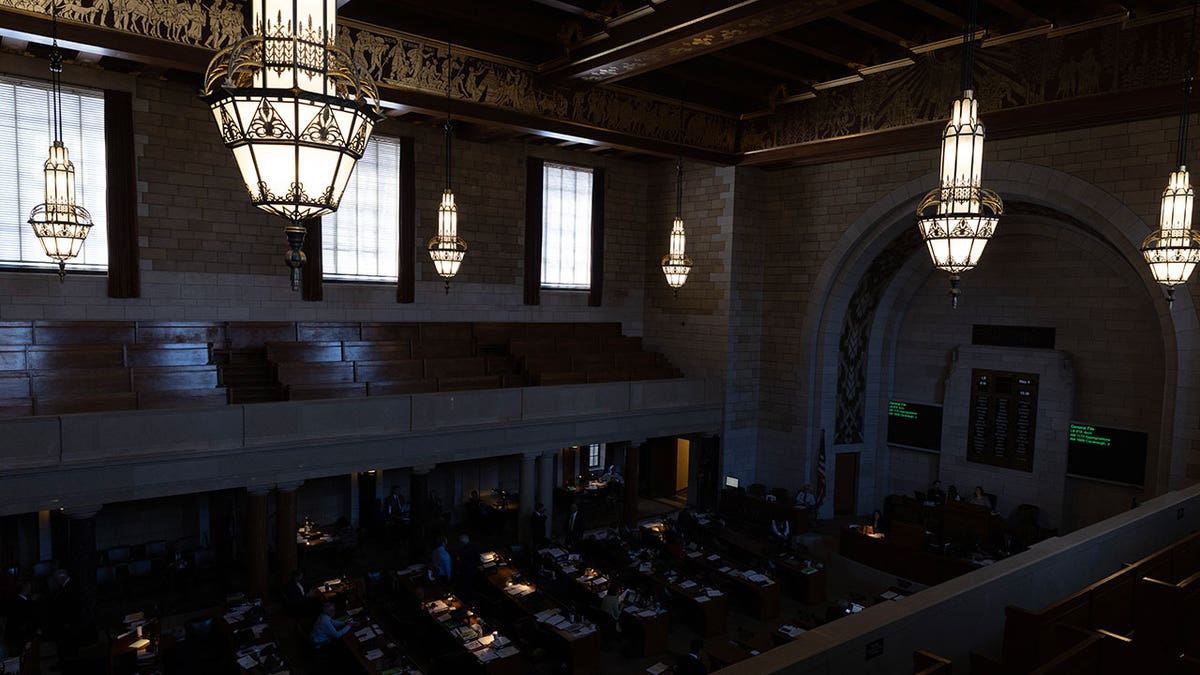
311 602 351 647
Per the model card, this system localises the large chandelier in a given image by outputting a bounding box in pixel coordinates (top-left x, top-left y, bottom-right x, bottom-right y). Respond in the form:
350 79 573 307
28 6 93 281
428 44 467 292
661 158 692 295
1141 1 1200 308
201 0 381 291
915 0 1002 308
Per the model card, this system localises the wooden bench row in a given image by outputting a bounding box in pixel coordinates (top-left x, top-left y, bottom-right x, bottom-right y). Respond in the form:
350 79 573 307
0 320 624 348
0 343 212 370
509 335 644 357
285 375 525 400
998 531 1200 672
272 357 519 385
264 340 484 363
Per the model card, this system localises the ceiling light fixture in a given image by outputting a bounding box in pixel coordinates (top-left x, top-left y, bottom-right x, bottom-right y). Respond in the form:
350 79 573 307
915 0 1002 308
661 98 692 295
28 5 93 281
201 0 381 291
427 42 467 293
1141 0 1200 308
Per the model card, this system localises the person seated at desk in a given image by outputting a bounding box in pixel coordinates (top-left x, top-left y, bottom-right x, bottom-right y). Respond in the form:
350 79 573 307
947 485 961 502
863 509 887 536
600 465 623 483
770 516 791 544
283 569 312 612
969 486 990 509
431 537 453 581
927 480 946 505
310 602 351 648
795 485 816 508
677 639 709 675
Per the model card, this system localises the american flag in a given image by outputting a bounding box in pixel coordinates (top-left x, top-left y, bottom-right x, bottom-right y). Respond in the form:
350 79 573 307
814 429 827 510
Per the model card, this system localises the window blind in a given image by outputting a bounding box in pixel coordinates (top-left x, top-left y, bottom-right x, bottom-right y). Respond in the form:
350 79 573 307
323 135 402 281
541 162 593 290
0 76 107 270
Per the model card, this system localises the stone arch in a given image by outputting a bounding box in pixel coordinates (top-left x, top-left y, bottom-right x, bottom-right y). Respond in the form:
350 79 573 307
797 161 1199 513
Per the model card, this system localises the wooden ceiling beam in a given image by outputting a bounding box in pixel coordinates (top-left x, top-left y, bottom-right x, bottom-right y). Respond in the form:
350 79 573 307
766 35 856 68
710 52 812 87
528 0 610 22
899 0 966 28
985 0 1047 25
543 0 874 83
832 13 913 48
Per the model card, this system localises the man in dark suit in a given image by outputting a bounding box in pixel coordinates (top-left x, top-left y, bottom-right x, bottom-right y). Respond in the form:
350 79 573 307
48 570 87 657
676 640 708 675
530 503 549 549
3 580 36 656
564 503 585 547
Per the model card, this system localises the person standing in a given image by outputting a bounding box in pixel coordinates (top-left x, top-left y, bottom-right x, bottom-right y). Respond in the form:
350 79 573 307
565 503 586 547
430 537 453 581
531 502 549 548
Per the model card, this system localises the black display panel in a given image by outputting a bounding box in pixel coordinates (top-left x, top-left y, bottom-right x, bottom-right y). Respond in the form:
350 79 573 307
1067 422 1148 487
887 400 943 452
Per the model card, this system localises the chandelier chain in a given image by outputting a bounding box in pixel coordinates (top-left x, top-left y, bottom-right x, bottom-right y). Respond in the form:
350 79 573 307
49 1 64 143
960 0 978 93
445 42 453 191
1178 0 1198 169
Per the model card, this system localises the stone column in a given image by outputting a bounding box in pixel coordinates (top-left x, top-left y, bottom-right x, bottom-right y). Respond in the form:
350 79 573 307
64 505 101 599
518 453 537 544
275 482 302 585
245 486 271 599
624 440 645 527
537 450 556 539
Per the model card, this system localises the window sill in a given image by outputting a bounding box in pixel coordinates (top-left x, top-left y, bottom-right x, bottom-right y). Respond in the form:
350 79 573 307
0 265 106 276
540 286 590 293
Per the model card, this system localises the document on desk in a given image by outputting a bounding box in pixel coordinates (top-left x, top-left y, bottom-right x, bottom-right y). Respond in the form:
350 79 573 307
646 663 669 674
355 626 378 642
365 649 384 661
679 580 697 589
497 646 519 658
879 590 897 600
637 609 657 618
695 595 710 603
236 654 258 669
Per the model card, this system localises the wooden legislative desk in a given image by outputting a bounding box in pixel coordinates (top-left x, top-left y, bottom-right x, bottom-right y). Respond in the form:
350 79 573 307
108 612 163 675
480 557 601 675
537 546 670 657
719 489 810 534
219 599 290 675
714 526 827 605
705 631 775 670
839 527 981 586
681 547 780 620
312 578 421 675
637 564 728 637
394 570 525 675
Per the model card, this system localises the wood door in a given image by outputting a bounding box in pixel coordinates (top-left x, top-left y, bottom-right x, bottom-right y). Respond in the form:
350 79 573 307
833 452 860 516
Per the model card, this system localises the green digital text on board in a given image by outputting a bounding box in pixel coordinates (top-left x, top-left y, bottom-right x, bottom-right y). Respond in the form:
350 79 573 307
889 401 918 420
1069 423 1111 447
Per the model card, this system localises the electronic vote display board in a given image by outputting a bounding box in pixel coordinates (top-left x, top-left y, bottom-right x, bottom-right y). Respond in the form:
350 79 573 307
1067 423 1148 487
967 369 1038 471
886 400 943 452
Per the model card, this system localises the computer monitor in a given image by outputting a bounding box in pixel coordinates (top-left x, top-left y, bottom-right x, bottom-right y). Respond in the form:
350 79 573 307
724 476 739 488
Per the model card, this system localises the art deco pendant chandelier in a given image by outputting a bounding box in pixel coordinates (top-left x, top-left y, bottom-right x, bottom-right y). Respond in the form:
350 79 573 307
28 6 93 281
1141 0 1200 308
915 0 1002 308
428 43 467 293
202 0 381 290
